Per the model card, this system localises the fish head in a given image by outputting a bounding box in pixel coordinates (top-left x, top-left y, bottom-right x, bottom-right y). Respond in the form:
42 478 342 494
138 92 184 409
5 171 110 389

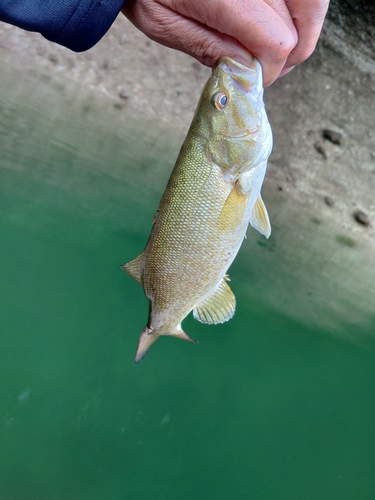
196 56 273 180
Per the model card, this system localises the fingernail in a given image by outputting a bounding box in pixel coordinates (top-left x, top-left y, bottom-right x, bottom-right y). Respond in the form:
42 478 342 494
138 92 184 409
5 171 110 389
233 50 254 68
279 66 295 78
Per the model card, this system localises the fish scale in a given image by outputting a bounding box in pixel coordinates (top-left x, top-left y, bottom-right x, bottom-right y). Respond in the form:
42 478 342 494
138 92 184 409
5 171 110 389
122 57 273 363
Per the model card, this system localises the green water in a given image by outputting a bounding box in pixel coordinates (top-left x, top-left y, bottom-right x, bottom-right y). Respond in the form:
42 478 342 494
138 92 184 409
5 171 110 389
1 62 375 500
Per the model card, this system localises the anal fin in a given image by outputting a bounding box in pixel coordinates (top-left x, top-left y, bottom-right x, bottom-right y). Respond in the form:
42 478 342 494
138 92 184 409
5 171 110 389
121 252 144 285
250 196 271 238
193 277 236 325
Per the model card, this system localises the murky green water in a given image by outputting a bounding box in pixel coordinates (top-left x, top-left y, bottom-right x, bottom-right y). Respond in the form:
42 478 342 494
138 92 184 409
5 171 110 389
1 61 375 500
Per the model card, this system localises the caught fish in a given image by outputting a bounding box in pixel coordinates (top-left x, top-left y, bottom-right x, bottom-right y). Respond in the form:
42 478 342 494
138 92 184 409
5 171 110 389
123 56 273 363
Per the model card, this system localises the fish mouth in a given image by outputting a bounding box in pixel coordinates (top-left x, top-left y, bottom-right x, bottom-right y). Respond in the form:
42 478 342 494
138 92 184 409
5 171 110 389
219 56 257 73
218 56 262 92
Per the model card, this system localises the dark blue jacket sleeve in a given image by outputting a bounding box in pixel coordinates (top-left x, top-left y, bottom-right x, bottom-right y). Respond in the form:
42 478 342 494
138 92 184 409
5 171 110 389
0 0 125 51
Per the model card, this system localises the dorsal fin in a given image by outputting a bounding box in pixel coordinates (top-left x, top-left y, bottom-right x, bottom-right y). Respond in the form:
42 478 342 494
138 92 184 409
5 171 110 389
193 277 236 325
121 252 144 285
249 196 271 238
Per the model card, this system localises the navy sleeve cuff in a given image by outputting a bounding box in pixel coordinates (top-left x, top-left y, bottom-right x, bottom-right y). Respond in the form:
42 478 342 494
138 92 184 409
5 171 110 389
0 0 125 52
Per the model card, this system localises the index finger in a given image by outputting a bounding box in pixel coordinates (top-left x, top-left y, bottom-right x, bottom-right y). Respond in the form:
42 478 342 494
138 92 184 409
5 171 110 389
165 0 298 86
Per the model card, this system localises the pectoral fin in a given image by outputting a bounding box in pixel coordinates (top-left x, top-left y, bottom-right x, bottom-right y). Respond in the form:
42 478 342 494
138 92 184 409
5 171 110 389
193 277 236 325
249 196 271 238
219 180 249 231
121 252 144 285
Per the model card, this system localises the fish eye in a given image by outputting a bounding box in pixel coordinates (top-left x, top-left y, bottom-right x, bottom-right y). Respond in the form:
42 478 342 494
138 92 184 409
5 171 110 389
210 91 228 110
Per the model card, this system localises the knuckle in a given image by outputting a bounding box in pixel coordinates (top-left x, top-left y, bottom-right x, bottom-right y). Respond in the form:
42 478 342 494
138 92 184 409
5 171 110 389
272 35 296 64
196 38 222 68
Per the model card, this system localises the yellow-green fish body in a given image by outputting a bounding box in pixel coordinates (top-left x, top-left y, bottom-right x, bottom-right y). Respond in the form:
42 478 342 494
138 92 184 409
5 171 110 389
123 57 273 362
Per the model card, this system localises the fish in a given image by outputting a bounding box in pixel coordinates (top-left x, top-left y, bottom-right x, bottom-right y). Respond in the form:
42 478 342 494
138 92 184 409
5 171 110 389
122 56 273 363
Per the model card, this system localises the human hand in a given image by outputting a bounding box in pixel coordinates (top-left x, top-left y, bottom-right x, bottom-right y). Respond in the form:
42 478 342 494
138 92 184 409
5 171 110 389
121 0 329 87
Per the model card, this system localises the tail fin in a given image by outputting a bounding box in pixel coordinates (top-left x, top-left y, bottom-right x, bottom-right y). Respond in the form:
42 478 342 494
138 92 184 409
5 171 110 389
135 325 197 364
